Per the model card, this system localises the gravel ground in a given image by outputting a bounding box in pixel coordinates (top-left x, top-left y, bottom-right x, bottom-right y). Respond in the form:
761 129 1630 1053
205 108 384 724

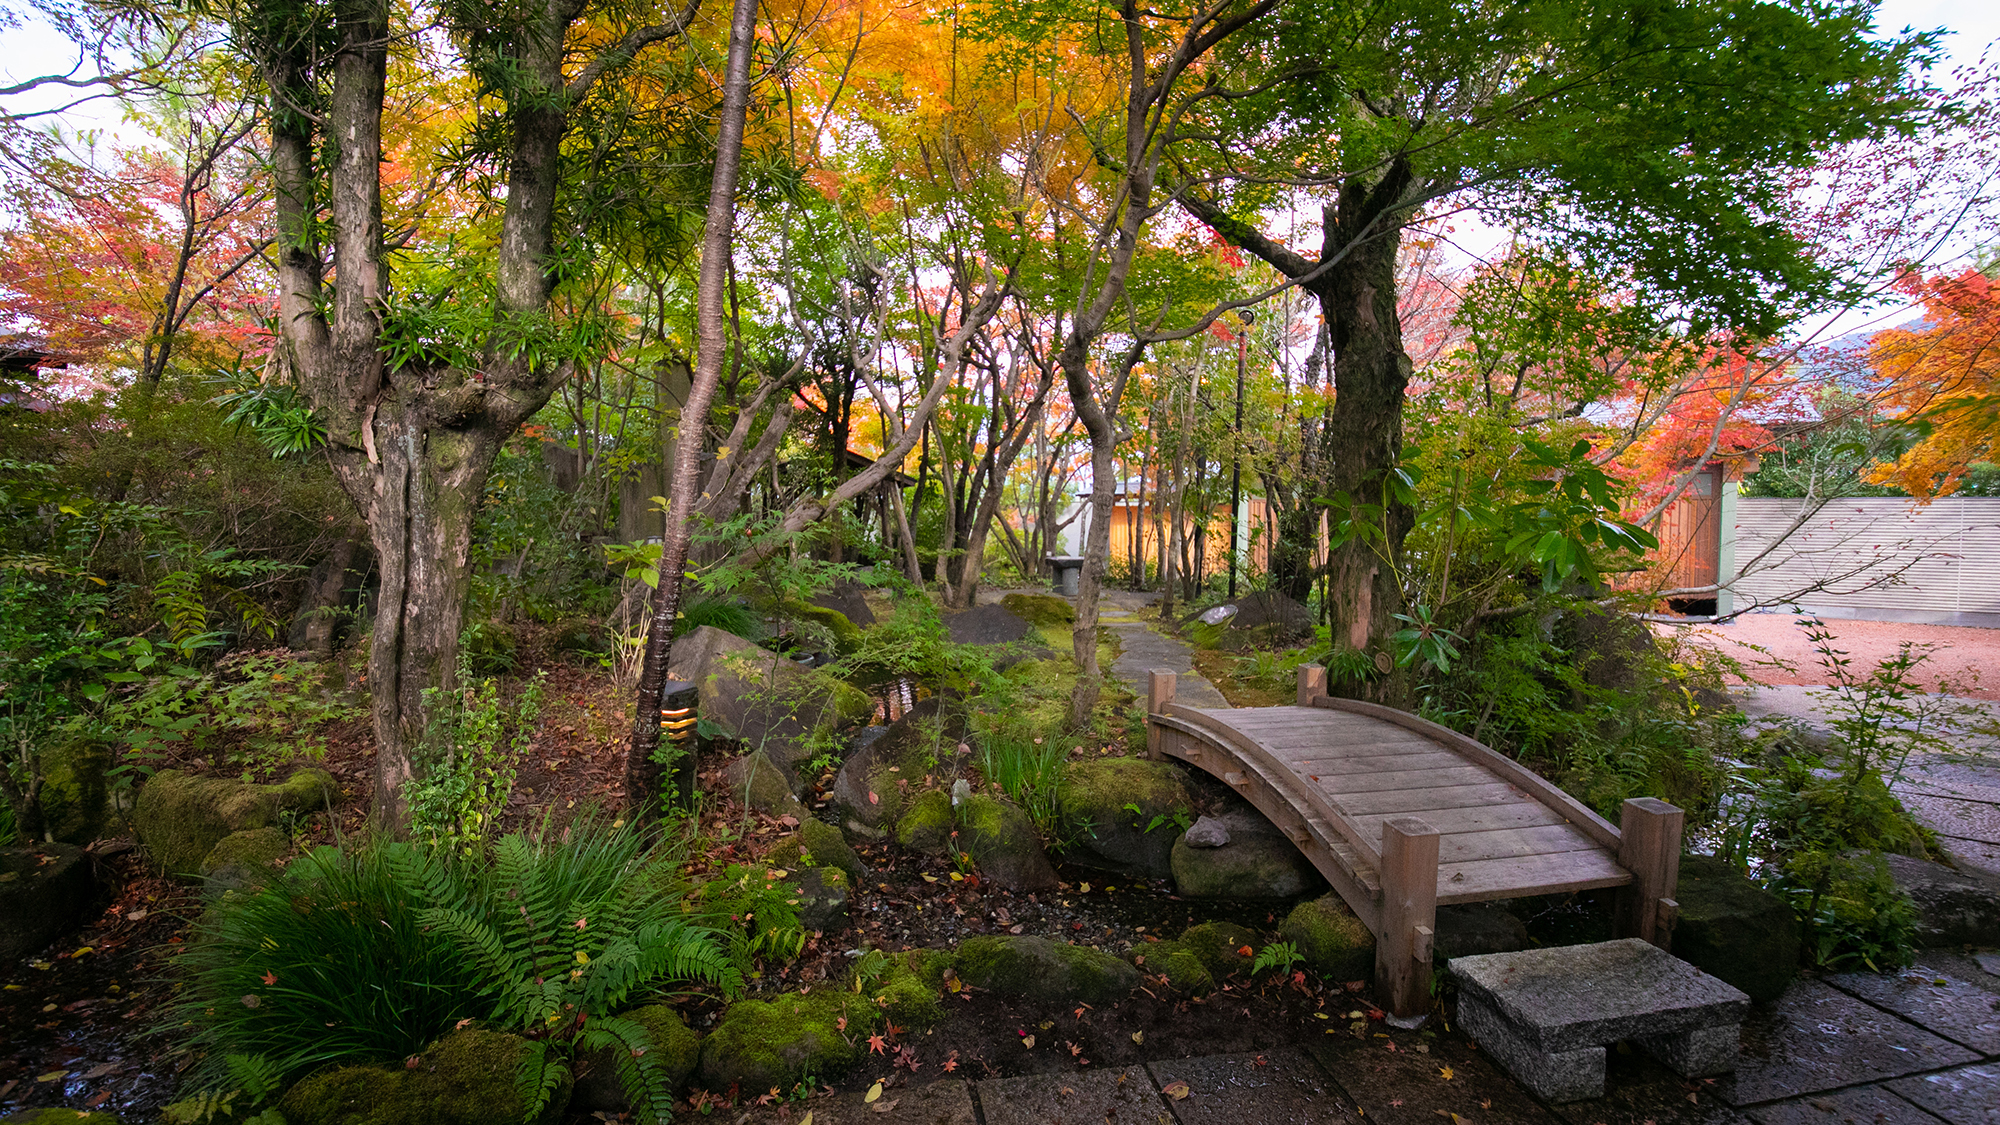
1658 611 2000 700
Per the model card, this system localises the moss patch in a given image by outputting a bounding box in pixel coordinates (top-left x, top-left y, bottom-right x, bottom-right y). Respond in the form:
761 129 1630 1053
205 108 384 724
955 794 1059 891
573 1004 702 1113
793 818 867 883
953 935 1139 1004
1136 940 1215 995
1057 758 1191 880
1001 593 1076 627
696 988 877 1093
135 768 334 879
2 1111 126 1125
1673 855 1801 1003
278 1028 567 1125
1176 921 1258 978
1280 895 1374 982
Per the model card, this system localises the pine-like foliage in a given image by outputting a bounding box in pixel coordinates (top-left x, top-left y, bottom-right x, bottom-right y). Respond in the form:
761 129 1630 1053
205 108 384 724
422 813 741 1122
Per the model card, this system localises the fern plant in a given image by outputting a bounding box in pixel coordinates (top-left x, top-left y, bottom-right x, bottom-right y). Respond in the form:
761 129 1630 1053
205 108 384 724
421 814 741 1123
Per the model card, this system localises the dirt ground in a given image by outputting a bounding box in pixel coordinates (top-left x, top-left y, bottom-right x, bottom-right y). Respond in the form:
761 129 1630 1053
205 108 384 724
1658 611 2000 699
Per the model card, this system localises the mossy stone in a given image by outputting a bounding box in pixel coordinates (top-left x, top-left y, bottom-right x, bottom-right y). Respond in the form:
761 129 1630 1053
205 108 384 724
798 818 866 883
1057 758 1191 880
199 826 291 897
1000 593 1075 627
724 751 808 820
2 1111 126 1124
37 737 114 844
791 865 850 932
1176 921 1257 977
278 1028 568 1125
1673 854 1800 1003
956 794 1059 891
572 1004 701 1113
1280 895 1374 981
953 935 1140 1004
697 989 878 1093
134 768 335 880
780 600 863 654
1137 940 1214 995
870 955 945 1029
896 789 955 855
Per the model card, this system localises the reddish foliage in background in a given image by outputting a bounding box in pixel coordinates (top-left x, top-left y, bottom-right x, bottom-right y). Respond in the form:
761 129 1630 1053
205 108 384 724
1865 266 2000 498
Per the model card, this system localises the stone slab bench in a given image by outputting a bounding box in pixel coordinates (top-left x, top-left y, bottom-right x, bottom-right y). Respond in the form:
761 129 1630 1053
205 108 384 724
1451 938 1750 1103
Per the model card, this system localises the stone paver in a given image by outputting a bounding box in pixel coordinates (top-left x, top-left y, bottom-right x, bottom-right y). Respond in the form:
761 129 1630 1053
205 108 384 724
1546 1051 1755 1125
1824 957 2000 1055
975 1066 1170 1125
1885 1062 2000 1125
1145 1048 1354 1125
1306 1027 1563 1125
1745 1084 1947 1125
797 1077 980 1123
1718 980 1980 1107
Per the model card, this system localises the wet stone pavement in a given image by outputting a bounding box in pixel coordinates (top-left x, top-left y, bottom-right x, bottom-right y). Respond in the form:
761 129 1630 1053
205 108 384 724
732 949 1998 1125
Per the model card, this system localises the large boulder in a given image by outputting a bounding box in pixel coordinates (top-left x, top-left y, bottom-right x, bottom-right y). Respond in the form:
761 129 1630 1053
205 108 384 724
1175 921 1258 978
954 935 1140 1004
943 603 1034 646
279 1028 569 1125
37 737 115 844
897 791 1058 892
1883 852 2000 948
1057 757 1193 881
1169 810 1324 899
810 579 877 628
668 626 872 775
0 842 97 961
830 697 970 835
132 768 334 880
1280 895 1375 981
571 1005 701 1113
1672 854 1801 1003
1000 593 1074 627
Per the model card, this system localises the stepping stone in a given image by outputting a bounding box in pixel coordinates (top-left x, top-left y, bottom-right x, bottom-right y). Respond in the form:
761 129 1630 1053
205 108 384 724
1452 939 1751 1103
1146 1048 1354 1125
1886 1062 2000 1125
975 1067 1164 1125
1719 979 1979 1106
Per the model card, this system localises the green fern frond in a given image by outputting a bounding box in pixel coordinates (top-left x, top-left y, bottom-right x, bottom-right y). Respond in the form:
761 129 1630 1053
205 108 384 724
583 1015 675 1125
512 1038 570 1124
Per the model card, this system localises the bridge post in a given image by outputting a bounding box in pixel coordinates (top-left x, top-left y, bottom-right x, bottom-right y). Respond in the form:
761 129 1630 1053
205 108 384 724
1297 663 1326 706
1377 816 1440 1021
1145 670 1177 760
1616 797 1684 950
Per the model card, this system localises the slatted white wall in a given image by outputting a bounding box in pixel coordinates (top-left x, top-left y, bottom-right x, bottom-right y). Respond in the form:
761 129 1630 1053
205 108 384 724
1730 497 2000 626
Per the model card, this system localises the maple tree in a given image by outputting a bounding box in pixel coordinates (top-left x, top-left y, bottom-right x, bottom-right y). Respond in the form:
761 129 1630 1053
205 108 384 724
1864 264 2000 499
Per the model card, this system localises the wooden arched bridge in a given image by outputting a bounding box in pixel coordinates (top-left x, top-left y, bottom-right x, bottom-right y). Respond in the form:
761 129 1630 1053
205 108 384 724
1145 666 1684 1018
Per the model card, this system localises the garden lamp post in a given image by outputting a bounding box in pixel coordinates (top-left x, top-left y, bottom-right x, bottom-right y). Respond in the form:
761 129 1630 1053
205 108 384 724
658 680 700 813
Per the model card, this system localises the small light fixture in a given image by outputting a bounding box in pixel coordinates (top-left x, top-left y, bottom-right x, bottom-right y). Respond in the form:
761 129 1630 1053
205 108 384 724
657 679 700 811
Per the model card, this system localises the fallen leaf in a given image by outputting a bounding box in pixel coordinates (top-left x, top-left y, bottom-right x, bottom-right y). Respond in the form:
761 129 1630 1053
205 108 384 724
868 791 880 804
1022 1035 1036 1049
262 970 278 986
868 1033 888 1055
1237 945 1254 957
871 1099 900 1113
1438 1065 1453 1080
125 908 147 922
1079 882 1091 893
865 1080 883 1103
1131 1031 1144 1044
35 1071 66 1083
40 1003 56 1013
1162 1081 1191 1100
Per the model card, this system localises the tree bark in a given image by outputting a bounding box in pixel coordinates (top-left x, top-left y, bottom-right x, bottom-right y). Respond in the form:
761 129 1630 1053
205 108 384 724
625 0 761 818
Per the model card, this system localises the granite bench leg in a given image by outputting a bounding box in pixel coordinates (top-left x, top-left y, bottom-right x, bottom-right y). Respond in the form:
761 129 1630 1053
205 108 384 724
1458 995 1606 1103
1637 1022 1739 1078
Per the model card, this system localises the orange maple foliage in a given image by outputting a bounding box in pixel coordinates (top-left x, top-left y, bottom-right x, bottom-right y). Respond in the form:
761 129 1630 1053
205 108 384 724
1865 267 2000 499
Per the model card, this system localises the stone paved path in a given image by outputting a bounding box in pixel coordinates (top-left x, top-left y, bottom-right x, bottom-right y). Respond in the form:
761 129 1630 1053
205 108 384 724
977 585 1232 710
737 950 1999 1124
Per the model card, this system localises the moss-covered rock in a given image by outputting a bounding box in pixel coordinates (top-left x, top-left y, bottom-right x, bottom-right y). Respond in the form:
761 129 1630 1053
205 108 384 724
944 794 1058 891
1057 758 1191 881
1135 940 1215 995
1 1110 125 1124
1176 921 1258 977
278 1028 568 1125
953 935 1140 1004
696 988 880 1093
797 818 866 883
896 789 956 855
1673 854 1799 1003
668 626 872 776
1001 593 1075 627
571 1004 701 1113
134 768 334 880
722 751 808 820
37 736 114 845
791 865 850 932
1280 895 1374 981
199 826 291 897
830 698 969 835
871 953 946 1029
1169 813 1323 899
780 600 863 654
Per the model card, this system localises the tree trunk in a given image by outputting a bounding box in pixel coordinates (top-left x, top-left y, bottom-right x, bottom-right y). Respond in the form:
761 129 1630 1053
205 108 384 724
289 531 365 657
626 0 762 819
